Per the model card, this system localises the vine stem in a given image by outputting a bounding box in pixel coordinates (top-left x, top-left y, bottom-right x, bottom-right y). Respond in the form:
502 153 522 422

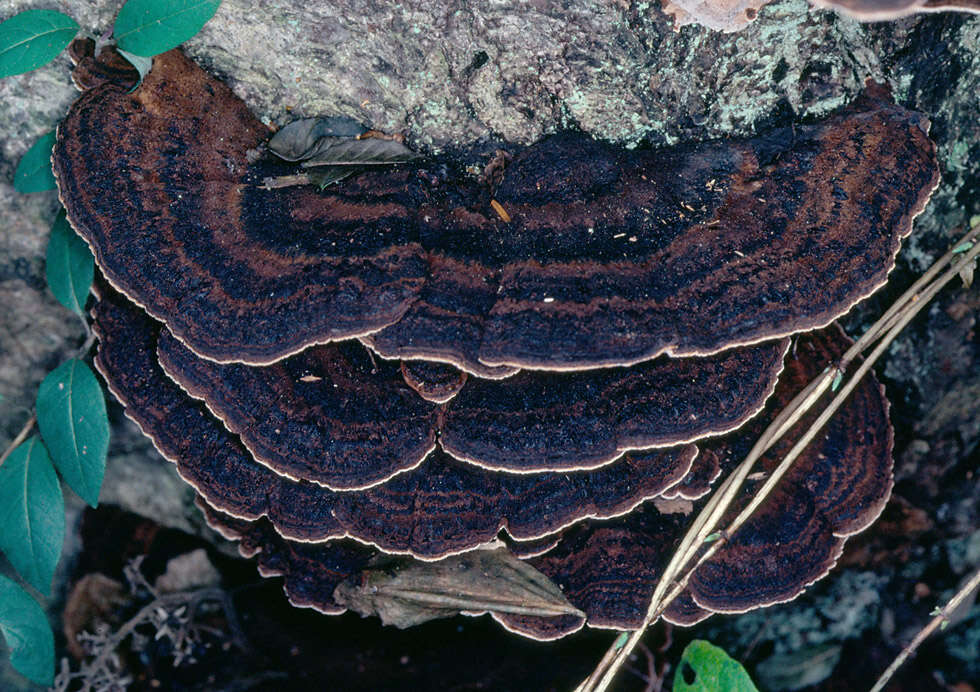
0 414 37 469
577 223 980 692
869 567 980 692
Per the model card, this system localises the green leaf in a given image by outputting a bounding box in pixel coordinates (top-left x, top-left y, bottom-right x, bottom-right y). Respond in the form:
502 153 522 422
831 370 844 392
36 359 109 508
117 48 153 88
0 437 64 595
673 640 759 692
13 130 56 193
0 10 78 78
114 0 221 57
0 575 55 685
46 209 94 315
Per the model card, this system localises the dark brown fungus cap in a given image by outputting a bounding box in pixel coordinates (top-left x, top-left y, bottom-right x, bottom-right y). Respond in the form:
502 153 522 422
682 329 893 615
497 507 691 639
400 360 470 404
157 328 439 490
158 317 784 477
437 340 786 472
364 84 937 372
182 325 891 641
58 49 428 366
810 0 979 19
658 444 724 501
66 38 141 92
499 326 893 638
57 46 938 372
197 500 374 615
93 283 697 557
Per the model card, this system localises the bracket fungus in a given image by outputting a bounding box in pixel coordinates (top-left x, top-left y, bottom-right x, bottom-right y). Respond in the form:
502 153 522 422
660 0 979 32
503 327 894 639
56 47 937 374
93 281 701 557
64 43 938 640
399 360 470 404
187 327 892 641
157 317 786 484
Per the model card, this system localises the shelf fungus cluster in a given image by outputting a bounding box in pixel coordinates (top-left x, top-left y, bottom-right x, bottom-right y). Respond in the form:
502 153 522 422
56 42 940 639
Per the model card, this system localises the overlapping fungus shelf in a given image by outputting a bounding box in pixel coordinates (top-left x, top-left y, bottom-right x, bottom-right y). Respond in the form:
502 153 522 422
93 283 703 557
188 327 893 640
63 40 936 639
55 44 937 373
156 317 786 486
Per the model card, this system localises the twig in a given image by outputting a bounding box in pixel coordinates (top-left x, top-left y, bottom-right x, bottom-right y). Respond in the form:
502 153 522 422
261 174 311 189
637 641 657 692
577 225 980 692
76 327 97 358
77 587 240 692
869 567 980 692
0 414 36 469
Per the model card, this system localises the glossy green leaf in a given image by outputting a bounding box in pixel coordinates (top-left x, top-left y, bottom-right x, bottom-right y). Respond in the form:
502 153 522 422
46 209 94 315
114 0 221 57
0 437 64 595
0 10 78 78
36 359 109 507
0 575 55 685
831 370 844 392
13 130 56 193
673 640 758 692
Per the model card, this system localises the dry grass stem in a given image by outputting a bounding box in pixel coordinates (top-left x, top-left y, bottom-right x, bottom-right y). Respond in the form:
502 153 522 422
869 567 980 692
0 413 37 469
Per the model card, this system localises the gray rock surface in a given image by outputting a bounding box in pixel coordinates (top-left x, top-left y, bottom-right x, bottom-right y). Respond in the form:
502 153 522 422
1 0 978 688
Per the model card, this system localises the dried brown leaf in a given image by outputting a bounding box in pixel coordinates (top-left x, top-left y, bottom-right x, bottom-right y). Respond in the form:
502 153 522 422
333 548 584 629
